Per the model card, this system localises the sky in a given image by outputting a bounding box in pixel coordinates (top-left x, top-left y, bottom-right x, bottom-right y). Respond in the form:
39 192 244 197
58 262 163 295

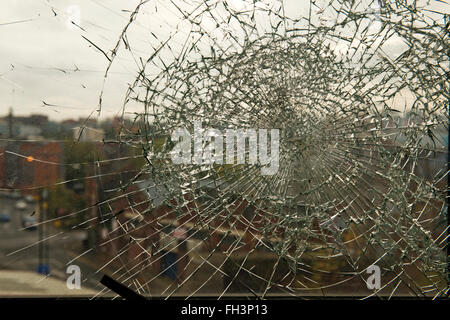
0 0 145 121
0 0 448 122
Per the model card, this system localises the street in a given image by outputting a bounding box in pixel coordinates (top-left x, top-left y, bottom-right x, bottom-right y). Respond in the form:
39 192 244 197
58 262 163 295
0 193 104 294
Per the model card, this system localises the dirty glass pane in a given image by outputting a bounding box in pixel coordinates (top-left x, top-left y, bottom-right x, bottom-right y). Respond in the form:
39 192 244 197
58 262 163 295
0 0 448 299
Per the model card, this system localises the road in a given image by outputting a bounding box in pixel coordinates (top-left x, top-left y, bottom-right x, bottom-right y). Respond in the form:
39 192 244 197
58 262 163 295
0 193 105 294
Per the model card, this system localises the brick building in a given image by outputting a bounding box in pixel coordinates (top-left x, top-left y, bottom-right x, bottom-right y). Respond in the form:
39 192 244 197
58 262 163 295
0 142 64 192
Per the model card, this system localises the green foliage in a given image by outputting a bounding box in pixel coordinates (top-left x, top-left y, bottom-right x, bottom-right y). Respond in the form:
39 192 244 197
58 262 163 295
47 184 86 229
63 140 98 191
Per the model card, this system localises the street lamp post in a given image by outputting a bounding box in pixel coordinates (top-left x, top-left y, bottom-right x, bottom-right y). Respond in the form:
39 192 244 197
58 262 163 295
37 188 50 275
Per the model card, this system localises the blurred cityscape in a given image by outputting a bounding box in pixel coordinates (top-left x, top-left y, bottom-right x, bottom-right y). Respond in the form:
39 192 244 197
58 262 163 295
0 109 447 297
0 110 143 295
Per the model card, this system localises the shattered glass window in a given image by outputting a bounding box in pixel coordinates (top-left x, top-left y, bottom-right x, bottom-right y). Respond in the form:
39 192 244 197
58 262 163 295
0 0 448 299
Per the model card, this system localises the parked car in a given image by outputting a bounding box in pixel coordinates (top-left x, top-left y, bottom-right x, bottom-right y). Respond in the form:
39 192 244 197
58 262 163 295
15 200 27 210
24 195 35 203
0 212 11 223
0 191 10 198
9 191 22 199
22 216 37 231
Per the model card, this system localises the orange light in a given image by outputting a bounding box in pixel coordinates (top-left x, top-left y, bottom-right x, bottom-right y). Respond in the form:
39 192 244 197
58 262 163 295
26 156 34 162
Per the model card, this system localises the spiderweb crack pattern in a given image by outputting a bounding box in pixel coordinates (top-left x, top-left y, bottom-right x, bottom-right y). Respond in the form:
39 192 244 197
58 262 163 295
4 0 447 299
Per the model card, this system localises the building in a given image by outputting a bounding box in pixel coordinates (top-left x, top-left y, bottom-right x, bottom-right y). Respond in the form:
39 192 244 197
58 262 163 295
0 142 64 191
72 126 104 142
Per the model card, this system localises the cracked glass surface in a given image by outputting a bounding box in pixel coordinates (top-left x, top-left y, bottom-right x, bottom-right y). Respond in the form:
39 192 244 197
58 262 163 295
0 0 448 299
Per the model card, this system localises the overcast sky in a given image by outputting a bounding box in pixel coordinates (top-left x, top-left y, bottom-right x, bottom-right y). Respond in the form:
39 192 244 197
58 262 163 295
0 0 448 122
0 0 146 121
